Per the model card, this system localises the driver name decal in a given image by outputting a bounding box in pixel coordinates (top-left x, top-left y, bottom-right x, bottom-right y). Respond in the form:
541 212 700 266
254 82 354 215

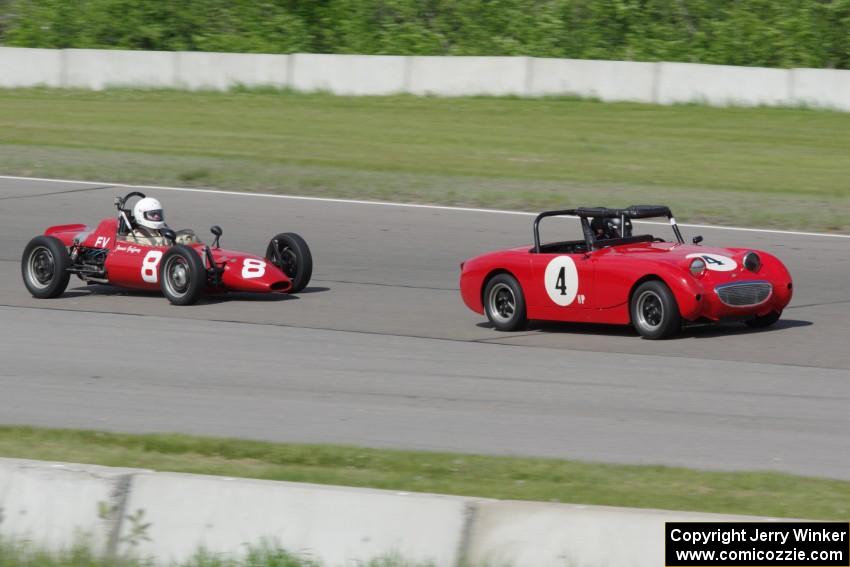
686 253 737 272
115 244 142 254
544 256 579 306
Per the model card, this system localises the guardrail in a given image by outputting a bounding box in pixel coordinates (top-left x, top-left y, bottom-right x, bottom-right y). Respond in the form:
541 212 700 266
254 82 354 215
0 457 783 566
0 47 849 110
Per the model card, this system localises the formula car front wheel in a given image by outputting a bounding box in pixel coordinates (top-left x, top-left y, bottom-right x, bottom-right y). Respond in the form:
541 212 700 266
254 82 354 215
745 310 781 329
160 245 206 306
484 273 527 332
266 233 312 293
630 280 681 340
21 235 71 299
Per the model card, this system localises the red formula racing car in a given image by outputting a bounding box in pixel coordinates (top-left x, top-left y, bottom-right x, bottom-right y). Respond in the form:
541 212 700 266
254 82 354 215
21 191 312 305
460 205 793 339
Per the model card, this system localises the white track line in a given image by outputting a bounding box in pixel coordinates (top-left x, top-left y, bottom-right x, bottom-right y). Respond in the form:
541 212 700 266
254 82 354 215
2 174 848 239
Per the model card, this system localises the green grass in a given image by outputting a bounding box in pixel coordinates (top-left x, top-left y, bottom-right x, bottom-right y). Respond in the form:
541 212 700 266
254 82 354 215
0 88 848 231
1 426 848 521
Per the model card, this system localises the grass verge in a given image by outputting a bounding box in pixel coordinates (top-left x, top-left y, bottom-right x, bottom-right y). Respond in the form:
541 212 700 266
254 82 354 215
0 89 848 232
0 426 848 520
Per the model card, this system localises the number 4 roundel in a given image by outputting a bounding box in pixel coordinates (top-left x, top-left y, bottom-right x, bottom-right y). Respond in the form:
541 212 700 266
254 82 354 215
686 253 737 272
544 256 579 306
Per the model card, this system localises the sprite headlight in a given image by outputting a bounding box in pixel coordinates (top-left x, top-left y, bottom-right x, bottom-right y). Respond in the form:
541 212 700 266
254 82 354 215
743 251 761 272
689 257 706 277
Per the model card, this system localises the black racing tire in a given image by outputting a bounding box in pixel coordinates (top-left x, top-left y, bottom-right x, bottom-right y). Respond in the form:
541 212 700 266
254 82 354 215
21 235 71 299
745 310 782 329
159 245 206 305
630 280 681 339
483 273 527 332
266 232 312 293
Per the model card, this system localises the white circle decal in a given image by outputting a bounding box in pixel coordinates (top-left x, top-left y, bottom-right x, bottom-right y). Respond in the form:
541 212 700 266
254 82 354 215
544 256 579 306
686 253 737 272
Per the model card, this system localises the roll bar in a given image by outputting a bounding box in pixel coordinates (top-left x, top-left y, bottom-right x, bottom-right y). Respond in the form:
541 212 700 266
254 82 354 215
532 205 684 253
533 210 579 253
114 191 147 210
114 191 147 235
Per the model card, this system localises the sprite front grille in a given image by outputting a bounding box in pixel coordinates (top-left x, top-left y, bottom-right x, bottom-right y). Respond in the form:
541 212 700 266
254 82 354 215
715 281 772 307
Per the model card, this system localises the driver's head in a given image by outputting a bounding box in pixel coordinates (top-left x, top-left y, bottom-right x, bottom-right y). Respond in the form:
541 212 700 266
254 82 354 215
608 217 633 238
591 217 618 240
590 217 607 238
591 217 633 240
133 197 166 230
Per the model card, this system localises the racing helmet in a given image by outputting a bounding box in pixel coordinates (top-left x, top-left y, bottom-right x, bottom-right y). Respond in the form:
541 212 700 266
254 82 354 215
133 197 166 230
591 216 632 239
590 217 607 237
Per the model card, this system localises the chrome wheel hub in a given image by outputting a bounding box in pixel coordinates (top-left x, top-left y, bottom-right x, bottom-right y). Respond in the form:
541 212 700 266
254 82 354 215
489 283 516 322
172 264 188 288
164 257 190 296
636 290 663 329
28 246 55 289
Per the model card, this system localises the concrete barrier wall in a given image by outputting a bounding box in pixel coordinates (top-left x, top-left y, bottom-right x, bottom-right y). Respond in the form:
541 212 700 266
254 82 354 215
656 62 792 107
0 47 63 88
120 472 468 565
291 53 406 95
0 46 849 110
64 49 178 90
0 458 791 567
408 55 528 96
529 58 657 103
0 458 149 553
175 52 289 91
465 500 780 567
791 67 850 111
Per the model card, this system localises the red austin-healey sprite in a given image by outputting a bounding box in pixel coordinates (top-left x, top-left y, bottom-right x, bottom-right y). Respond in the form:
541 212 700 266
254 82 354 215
21 191 312 305
460 206 793 339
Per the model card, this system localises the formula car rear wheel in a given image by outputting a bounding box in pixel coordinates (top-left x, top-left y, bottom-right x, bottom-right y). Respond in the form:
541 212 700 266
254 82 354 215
631 280 681 339
745 310 781 329
266 233 312 293
21 235 71 299
160 245 206 306
484 273 527 332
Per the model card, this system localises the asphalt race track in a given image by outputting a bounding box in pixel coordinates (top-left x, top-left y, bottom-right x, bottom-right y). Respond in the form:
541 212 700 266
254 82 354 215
1 177 848 479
